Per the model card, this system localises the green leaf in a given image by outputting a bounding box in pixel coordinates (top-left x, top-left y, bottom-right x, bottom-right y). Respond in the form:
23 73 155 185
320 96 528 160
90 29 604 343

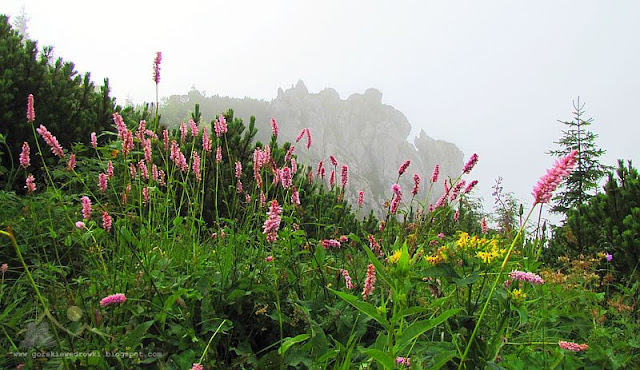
121 320 155 349
362 348 395 369
452 272 480 286
278 334 310 355
431 350 458 369
391 306 431 324
395 308 460 351
331 289 389 330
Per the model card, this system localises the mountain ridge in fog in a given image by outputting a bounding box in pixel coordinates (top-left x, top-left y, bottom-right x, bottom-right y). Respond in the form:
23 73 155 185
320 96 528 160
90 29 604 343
161 80 464 216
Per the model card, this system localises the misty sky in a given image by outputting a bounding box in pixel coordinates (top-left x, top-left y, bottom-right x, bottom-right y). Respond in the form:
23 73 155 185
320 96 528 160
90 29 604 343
3 1 639 225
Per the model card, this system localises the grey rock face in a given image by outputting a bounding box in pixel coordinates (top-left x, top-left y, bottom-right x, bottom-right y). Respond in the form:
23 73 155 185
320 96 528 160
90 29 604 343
162 81 464 217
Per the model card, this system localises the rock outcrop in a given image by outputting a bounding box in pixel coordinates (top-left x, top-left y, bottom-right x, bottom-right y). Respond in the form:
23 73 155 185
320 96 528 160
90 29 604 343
161 81 464 216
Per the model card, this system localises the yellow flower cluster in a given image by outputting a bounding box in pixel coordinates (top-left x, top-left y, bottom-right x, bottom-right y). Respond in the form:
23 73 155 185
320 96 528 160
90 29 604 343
457 232 506 264
389 249 403 264
512 288 527 301
424 246 450 265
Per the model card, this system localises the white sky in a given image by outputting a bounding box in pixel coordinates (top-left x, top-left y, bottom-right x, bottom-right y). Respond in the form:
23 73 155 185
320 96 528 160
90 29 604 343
3 1 639 225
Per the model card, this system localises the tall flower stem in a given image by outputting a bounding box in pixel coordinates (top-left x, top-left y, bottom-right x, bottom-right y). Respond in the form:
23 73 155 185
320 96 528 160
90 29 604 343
458 206 535 369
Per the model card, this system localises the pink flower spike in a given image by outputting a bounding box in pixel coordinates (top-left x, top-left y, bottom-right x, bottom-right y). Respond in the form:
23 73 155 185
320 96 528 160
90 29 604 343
98 173 108 193
341 165 349 187
81 196 92 219
153 51 162 83
558 341 588 352
412 174 420 196
481 218 488 234
27 94 35 123
362 264 376 300
431 164 440 183
192 364 203 370
100 293 126 307
464 180 478 194
216 146 222 163
189 119 198 137
358 191 364 207
102 211 112 232
270 117 279 138
340 269 354 290
91 132 97 149
295 129 305 142
532 150 578 205
67 153 76 171
265 256 274 262
509 270 545 285
36 125 65 158
75 221 86 229
19 142 30 168
25 174 36 193
263 200 282 242
1 263 7 274
330 155 338 167
463 153 479 174
304 128 312 149
398 160 410 176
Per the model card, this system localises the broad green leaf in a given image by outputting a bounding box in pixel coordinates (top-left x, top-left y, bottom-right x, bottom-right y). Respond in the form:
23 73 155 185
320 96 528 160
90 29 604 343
362 348 395 369
431 350 458 369
395 308 460 351
121 320 155 349
391 306 431 324
278 333 310 355
331 289 389 330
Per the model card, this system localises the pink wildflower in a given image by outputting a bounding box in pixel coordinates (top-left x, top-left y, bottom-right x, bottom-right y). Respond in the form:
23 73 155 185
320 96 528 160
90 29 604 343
340 269 354 290
435 193 447 208
605 253 613 262
91 132 97 149
463 153 479 174
19 142 30 168
396 357 411 367
102 211 112 232
237 180 243 193
158 169 166 186
341 165 349 187
270 117 279 138
216 146 222 163
189 119 198 137
81 196 91 219
431 164 440 183
36 125 65 158
284 145 295 163
142 187 150 204
113 113 127 140
362 264 376 300
152 51 162 83
295 129 305 142
202 127 211 152
1 263 7 274
532 150 578 205
358 191 364 207
245 193 251 203
291 188 300 205
398 160 410 176
260 191 266 207
98 173 108 193
450 180 466 201
107 160 114 178
330 155 338 167
291 158 297 174
481 218 488 234
390 196 401 214
322 239 341 249
368 235 384 257
265 256 274 263
129 163 137 179
163 129 169 150
412 174 420 196
138 160 148 180
143 138 152 163
99 293 126 307
329 170 335 188
509 270 545 285
67 153 76 171
558 341 588 352
27 94 35 123
25 174 36 193
281 167 292 189
316 160 324 177
340 235 349 243
308 171 313 185
263 200 282 242
122 130 133 157
192 152 201 181
235 161 242 178
180 122 187 142
75 221 86 229
464 180 478 194
304 128 312 149
454 209 460 222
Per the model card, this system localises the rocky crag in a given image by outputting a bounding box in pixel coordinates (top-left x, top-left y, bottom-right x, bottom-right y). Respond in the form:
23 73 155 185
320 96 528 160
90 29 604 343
161 81 464 216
